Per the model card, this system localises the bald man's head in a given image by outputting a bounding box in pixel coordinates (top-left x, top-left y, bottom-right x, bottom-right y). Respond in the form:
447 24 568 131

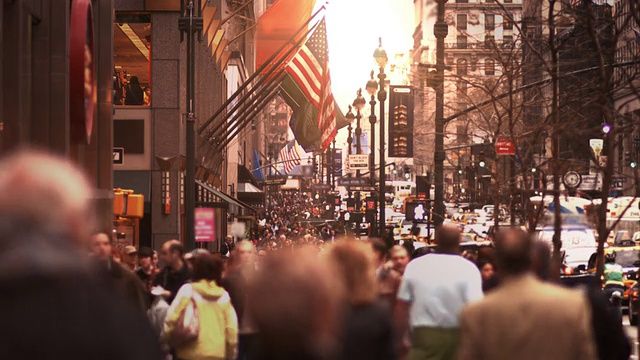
435 225 461 254
495 228 532 276
0 149 93 244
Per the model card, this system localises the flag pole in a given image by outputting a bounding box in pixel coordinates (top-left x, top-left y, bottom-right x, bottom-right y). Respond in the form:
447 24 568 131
197 5 325 134
205 22 317 141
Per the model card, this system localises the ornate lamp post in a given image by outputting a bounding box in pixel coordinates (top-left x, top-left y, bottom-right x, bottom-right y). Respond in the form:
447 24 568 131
373 38 388 239
346 105 355 156
366 71 378 184
353 89 366 159
345 105 355 202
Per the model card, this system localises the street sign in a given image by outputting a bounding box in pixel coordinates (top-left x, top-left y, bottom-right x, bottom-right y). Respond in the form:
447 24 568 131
312 184 332 190
349 185 377 192
347 154 369 171
589 139 604 174
578 174 602 191
495 138 515 156
334 149 343 177
338 177 369 187
264 178 286 185
113 147 124 164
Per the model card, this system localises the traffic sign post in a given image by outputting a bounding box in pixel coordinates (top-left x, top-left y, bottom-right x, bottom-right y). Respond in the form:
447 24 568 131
338 177 370 187
347 154 369 172
495 138 515 156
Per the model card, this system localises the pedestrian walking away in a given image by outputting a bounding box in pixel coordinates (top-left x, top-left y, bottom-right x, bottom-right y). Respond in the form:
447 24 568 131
395 225 483 360
457 228 597 360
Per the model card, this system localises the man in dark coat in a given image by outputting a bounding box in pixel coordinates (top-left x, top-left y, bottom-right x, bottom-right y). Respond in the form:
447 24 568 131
152 239 191 304
221 235 236 257
0 150 161 359
90 233 149 313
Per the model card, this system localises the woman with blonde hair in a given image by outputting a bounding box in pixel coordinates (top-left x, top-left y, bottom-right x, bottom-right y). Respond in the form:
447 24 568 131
328 240 397 360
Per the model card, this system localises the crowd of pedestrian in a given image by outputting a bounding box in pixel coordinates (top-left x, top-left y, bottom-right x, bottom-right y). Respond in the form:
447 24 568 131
0 149 633 360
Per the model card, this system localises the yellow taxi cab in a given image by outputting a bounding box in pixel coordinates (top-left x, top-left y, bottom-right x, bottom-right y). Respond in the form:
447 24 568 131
587 245 640 302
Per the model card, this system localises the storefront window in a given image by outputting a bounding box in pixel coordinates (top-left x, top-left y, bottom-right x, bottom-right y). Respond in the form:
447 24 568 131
114 14 151 106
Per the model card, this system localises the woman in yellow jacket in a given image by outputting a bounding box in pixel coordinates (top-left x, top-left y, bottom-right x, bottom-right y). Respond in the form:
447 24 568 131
165 253 238 360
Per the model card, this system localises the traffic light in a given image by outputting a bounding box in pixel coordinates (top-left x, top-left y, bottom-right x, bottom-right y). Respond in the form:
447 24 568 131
404 165 411 179
457 166 463 175
625 151 637 168
478 151 486 168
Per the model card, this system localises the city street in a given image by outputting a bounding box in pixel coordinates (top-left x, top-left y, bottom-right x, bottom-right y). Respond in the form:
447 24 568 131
3 0 640 359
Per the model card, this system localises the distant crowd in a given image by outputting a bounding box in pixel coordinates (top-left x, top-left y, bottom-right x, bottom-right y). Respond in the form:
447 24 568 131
0 149 632 360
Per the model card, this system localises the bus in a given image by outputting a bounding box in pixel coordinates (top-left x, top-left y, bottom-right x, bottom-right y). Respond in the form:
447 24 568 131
606 197 640 241
385 180 415 206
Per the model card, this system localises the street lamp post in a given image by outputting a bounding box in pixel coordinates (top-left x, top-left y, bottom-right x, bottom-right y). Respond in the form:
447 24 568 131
345 105 355 201
352 90 366 235
366 71 378 185
179 0 203 251
346 105 355 156
433 0 448 227
366 71 378 237
353 89 366 158
373 38 388 240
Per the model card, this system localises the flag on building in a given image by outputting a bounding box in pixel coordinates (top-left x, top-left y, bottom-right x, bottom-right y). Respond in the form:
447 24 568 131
279 140 301 174
255 0 316 69
282 18 337 151
252 149 265 182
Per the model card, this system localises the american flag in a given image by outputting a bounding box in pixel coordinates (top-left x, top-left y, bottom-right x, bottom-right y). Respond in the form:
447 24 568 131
285 18 337 151
279 140 301 174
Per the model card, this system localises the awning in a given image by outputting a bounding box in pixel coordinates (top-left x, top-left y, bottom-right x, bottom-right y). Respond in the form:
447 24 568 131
238 182 263 193
196 180 255 215
237 164 262 189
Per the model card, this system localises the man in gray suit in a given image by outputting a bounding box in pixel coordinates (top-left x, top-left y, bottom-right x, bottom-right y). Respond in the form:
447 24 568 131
457 228 597 360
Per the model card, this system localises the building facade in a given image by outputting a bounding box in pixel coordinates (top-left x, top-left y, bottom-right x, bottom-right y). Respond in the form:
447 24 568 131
112 0 266 251
412 0 523 201
1 0 115 232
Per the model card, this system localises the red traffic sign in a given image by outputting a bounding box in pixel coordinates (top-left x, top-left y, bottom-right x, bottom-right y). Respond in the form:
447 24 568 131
495 138 516 156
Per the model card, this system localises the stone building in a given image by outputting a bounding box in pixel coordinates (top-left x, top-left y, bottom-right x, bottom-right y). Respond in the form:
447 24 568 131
412 0 523 199
1 0 115 232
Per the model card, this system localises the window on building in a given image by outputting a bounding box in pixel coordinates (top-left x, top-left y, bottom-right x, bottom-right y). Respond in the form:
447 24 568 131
457 80 468 97
485 59 495 75
456 0 469 3
485 14 495 31
484 35 495 48
457 14 467 30
114 14 151 106
503 0 513 3
503 35 513 47
457 35 467 49
457 58 468 76
503 18 513 30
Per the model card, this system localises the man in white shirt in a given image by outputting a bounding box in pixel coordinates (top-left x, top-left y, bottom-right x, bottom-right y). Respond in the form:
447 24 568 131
395 225 482 360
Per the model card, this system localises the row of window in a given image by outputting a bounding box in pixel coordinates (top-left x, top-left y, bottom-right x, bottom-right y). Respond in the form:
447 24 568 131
453 35 514 49
455 58 496 77
614 1 635 31
456 13 513 31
